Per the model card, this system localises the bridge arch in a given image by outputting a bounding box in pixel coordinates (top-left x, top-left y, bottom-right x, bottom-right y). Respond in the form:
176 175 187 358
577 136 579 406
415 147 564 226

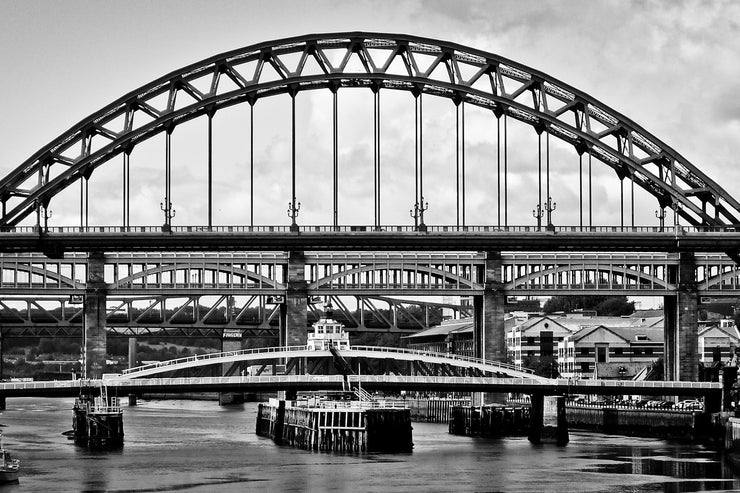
115 345 544 381
110 262 284 291
506 262 672 293
309 262 480 292
1 32 737 228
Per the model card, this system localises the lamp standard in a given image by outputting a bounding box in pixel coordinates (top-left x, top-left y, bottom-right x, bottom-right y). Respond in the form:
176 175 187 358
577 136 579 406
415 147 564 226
532 203 543 231
409 197 429 232
544 196 557 232
160 199 176 232
287 200 301 232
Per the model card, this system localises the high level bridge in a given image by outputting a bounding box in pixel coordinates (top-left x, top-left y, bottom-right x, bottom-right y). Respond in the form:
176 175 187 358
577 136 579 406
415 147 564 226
1 33 739 383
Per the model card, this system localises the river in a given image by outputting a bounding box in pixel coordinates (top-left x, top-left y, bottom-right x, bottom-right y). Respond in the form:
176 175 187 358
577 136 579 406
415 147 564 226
0 397 737 492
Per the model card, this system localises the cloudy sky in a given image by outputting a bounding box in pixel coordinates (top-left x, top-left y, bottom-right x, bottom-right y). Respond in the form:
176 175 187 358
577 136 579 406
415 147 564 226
1 0 739 229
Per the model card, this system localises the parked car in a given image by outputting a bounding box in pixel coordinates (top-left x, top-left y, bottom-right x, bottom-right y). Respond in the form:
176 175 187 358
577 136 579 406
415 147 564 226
676 400 704 411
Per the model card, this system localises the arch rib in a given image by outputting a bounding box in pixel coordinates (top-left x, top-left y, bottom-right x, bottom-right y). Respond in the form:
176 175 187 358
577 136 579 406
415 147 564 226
1 32 737 227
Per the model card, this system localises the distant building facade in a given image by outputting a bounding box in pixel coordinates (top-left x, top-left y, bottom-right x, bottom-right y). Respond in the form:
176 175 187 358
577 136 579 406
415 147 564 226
506 316 574 366
557 325 664 379
698 319 740 364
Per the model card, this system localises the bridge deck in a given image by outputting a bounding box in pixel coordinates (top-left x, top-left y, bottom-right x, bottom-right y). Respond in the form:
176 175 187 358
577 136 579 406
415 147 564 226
0 375 720 398
3 228 740 253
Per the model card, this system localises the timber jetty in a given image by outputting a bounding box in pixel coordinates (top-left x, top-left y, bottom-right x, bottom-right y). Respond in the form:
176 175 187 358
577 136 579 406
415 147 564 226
71 382 124 447
256 393 413 453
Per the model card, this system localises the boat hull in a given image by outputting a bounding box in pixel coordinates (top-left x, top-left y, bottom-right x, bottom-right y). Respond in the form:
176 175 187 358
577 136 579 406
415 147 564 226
0 469 19 484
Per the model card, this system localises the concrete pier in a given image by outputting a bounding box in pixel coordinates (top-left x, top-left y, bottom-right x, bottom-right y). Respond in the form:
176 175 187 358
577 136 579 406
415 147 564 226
527 395 568 445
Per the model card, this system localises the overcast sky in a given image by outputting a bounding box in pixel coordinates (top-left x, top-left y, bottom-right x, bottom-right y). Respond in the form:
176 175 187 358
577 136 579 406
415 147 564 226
1 0 739 229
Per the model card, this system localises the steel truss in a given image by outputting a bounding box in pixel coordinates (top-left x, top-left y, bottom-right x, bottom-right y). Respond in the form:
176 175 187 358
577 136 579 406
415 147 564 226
3 250 740 339
0 292 466 337
4 251 740 296
1 32 738 229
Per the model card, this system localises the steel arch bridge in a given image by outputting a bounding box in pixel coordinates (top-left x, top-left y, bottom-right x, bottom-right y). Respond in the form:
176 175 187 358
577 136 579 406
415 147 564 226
0 32 738 385
1 31 739 233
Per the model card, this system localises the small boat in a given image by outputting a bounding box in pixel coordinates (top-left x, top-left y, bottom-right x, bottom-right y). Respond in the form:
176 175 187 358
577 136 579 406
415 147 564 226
0 433 19 484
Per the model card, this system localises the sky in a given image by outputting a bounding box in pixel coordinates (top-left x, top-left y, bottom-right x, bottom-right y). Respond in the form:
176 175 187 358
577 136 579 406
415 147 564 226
1 0 740 230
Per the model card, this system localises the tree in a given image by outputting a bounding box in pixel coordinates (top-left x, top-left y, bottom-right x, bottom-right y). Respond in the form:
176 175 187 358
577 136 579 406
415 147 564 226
543 295 634 316
522 354 560 378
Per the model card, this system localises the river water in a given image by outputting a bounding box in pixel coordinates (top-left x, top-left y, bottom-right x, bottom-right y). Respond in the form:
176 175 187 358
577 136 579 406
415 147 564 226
0 397 738 492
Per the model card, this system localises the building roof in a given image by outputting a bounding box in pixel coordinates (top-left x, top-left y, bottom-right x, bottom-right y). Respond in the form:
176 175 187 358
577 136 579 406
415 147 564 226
568 325 664 344
514 315 574 334
403 318 473 339
699 324 740 341
558 315 663 332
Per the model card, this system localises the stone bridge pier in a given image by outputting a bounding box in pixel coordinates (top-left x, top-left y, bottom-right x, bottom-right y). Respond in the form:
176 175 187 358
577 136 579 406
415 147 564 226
473 251 506 404
84 252 107 380
664 252 699 382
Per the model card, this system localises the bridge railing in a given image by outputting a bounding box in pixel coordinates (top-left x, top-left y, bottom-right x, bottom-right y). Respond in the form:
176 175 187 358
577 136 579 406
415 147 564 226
121 345 311 375
349 346 534 374
4 225 740 234
121 344 535 377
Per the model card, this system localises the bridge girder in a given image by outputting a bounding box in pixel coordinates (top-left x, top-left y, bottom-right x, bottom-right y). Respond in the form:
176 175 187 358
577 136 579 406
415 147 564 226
1 32 737 228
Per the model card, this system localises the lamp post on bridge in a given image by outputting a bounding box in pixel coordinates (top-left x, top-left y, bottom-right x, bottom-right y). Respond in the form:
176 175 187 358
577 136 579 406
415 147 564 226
532 203 543 231
544 196 557 232
671 201 683 234
41 206 52 233
655 208 666 232
287 200 301 232
160 200 176 233
410 197 429 232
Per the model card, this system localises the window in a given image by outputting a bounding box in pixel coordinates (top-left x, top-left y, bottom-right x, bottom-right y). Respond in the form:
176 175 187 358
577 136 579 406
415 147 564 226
634 349 642 355
528 337 535 345
645 348 653 355
580 362 590 372
580 348 589 355
614 348 623 355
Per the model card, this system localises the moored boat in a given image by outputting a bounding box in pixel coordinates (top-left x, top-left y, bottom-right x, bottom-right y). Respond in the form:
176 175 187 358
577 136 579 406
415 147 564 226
0 433 20 484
